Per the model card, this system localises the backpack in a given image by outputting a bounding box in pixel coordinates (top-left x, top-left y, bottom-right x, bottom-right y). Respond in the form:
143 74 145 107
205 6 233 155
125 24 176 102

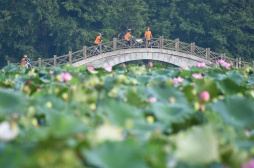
123 34 126 39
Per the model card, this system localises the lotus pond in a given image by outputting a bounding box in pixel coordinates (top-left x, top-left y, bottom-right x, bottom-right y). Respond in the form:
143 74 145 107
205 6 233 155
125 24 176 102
0 61 254 168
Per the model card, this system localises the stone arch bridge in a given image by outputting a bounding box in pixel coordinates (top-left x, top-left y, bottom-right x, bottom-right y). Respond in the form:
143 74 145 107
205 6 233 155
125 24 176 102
9 37 251 68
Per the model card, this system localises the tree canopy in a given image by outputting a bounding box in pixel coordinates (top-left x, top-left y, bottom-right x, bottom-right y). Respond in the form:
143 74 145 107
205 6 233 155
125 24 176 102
1 0 254 67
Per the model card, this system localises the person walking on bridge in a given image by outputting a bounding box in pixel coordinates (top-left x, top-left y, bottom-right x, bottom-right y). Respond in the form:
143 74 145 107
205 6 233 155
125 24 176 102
94 33 102 54
144 27 152 45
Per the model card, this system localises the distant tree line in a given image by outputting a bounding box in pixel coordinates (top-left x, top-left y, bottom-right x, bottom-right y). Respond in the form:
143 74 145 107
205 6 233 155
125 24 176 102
0 0 254 67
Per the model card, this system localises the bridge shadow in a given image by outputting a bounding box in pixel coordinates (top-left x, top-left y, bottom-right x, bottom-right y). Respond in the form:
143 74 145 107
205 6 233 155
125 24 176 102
115 60 178 68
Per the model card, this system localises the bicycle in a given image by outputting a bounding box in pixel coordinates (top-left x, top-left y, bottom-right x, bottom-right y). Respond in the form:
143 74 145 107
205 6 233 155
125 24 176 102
148 38 160 48
90 43 113 56
91 46 100 56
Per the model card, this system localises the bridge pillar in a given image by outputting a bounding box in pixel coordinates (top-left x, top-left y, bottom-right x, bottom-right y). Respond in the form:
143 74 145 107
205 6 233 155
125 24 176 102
130 37 133 48
113 38 117 51
69 51 72 63
159 36 164 49
175 38 179 52
54 55 57 66
99 44 102 54
83 46 87 59
191 42 195 55
220 53 224 60
38 58 41 68
206 48 210 60
236 57 239 68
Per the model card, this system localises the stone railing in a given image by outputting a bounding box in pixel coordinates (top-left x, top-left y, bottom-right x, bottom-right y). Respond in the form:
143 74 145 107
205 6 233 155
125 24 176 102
8 36 252 68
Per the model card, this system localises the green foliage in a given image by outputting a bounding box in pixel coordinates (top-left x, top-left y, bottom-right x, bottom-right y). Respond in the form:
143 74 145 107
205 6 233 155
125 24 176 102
0 62 253 167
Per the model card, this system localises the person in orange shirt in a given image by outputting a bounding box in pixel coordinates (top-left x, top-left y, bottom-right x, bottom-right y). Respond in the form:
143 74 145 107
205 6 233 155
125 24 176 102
144 27 152 45
21 55 27 66
94 33 102 54
125 29 131 46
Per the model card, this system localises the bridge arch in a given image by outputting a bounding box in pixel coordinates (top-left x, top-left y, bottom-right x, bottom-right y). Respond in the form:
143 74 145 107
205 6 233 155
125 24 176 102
72 48 211 68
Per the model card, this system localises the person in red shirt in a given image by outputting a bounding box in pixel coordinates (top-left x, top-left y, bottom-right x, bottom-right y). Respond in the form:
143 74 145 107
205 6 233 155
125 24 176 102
144 27 152 45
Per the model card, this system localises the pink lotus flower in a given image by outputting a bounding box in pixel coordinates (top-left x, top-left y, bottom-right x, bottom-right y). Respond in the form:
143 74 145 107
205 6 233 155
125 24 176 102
104 65 112 72
217 59 232 69
122 63 126 68
173 78 179 84
179 67 182 72
242 159 254 168
173 77 184 84
218 59 225 64
177 77 184 83
200 91 210 102
148 62 153 67
220 62 231 69
60 72 72 82
192 73 204 79
197 62 206 68
149 97 157 103
87 66 94 71
49 70 54 74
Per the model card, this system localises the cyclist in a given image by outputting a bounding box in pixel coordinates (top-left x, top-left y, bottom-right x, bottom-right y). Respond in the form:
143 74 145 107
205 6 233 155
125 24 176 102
94 33 102 54
144 27 152 45
21 55 27 66
125 29 131 46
